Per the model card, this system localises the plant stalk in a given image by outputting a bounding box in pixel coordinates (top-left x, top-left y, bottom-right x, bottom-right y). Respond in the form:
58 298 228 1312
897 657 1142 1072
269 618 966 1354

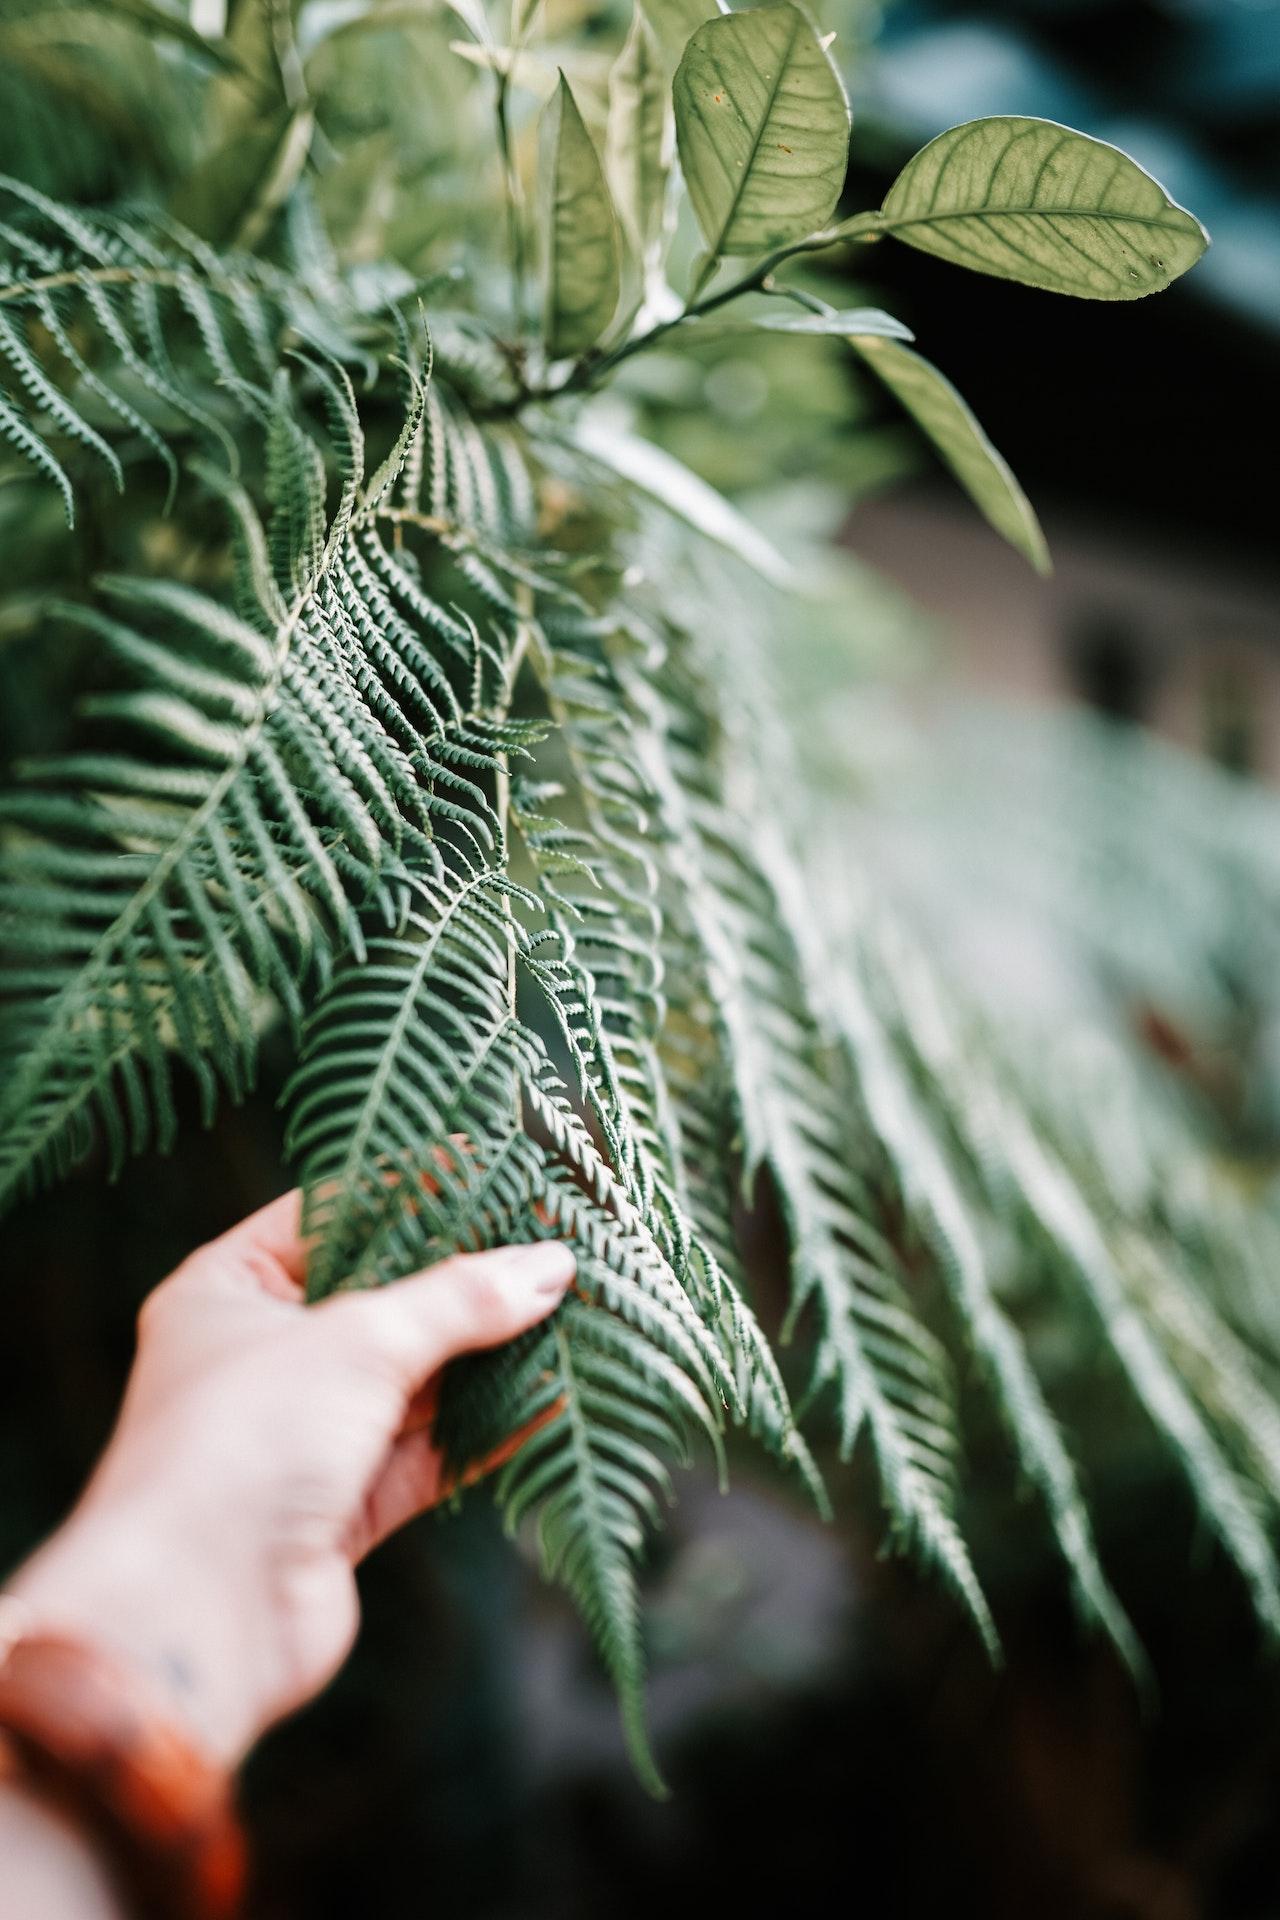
537 211 883 401
495 68 528 335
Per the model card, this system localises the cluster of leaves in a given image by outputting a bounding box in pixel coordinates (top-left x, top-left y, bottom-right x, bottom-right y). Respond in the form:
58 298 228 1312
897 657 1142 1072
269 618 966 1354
4 0 1271 1794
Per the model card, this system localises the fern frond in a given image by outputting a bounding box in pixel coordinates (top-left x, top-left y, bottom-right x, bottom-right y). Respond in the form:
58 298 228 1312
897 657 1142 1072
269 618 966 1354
626 625 997 1647
286 853 535 1295
876 918 1280 1635
1121 1232 1280 1517
0 370 511 1202
521 602 805 1461
0 563 322 1199
0 175 358 515
495 1311 677 1795
285 843 732 1788
831 918 1143 1673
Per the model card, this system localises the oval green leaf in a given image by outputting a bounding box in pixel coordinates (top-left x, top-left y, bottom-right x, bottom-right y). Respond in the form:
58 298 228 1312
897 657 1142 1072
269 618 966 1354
878 116 1208 300
673 3 851 259
606 10 670 273
541 72 622 358
849 335 1049 573
746 305 913 339
638 0 725 71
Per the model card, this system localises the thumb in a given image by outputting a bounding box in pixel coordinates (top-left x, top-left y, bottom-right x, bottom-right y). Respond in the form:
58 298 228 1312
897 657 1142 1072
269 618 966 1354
312 1241 576 1392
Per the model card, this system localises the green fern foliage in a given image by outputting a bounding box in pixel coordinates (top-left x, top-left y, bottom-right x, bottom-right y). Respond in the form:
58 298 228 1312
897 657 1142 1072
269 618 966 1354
4 0 1274 1795
0 175 297 513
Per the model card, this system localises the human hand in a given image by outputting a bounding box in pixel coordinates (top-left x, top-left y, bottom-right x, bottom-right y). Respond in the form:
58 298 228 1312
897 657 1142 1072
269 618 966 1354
7 1193 574 1765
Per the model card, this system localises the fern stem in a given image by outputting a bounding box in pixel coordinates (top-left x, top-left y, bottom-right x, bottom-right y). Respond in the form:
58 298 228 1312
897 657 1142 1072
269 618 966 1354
497 612 532 1022
0 265 256 306
367 507 454 538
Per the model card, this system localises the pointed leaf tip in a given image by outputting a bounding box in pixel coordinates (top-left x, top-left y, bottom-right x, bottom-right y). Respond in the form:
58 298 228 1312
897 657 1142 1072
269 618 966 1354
880 116 1208 300
850 334 1050 574
542 72 622 358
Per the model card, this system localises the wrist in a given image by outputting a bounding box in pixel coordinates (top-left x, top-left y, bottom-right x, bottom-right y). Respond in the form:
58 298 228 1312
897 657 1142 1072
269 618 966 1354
6 1491 268 1768
0 1613 248 1918
0 1771 125 1919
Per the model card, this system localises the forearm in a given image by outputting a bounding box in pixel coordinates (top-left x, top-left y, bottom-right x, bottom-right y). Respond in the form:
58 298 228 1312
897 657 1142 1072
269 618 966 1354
0 1777 125 1920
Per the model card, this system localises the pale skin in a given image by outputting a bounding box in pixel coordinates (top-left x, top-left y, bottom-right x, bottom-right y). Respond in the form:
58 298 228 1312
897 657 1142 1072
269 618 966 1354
0 1191 576 1917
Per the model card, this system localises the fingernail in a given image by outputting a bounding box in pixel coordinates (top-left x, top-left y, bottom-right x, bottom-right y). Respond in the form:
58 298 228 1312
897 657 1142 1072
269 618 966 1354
501 1242 575 1292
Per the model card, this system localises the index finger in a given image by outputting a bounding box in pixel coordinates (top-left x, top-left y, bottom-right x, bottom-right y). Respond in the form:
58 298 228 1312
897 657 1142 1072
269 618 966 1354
210 1188 308 1291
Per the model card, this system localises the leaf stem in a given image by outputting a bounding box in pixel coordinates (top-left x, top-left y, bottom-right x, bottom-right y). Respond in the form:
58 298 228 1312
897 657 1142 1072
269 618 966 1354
760 283 834 317
533 211 883 401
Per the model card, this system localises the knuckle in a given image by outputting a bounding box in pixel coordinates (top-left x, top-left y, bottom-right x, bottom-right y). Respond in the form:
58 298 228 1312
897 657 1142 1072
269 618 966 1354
240 1246 282 1294
313 1292 412 1381
458 1258 518 1331
455 1258 504 1319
